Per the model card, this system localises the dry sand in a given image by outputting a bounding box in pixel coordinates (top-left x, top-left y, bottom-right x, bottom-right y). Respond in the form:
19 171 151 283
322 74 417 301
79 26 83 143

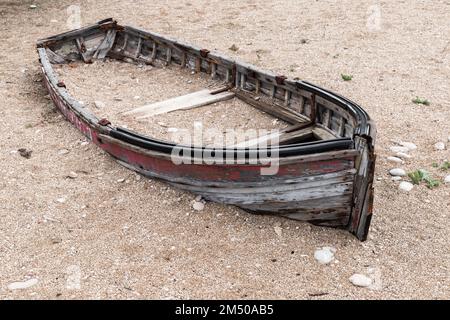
0 0 449 299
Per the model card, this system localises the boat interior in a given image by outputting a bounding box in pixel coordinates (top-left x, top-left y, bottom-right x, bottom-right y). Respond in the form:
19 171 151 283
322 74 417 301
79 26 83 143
37 19 371 152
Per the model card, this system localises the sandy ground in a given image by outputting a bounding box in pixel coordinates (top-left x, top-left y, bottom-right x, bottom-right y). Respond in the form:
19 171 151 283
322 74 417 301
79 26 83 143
0 0 449 299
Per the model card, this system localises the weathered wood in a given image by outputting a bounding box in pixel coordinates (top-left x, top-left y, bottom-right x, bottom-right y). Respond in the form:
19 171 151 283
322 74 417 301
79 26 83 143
211 63 217 79
312 127 338 140
151 42 157 62
234 90 309 124
93 29 117 59
37 19 376 241
123 87 235 118
134 36 142 58
348 136 376 240
75 37 90 63
46 48 66 64
284 90 291 107
165 47 172 65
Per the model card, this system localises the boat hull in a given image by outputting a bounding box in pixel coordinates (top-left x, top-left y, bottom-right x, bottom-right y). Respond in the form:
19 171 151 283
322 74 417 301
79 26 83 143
37 19 376 240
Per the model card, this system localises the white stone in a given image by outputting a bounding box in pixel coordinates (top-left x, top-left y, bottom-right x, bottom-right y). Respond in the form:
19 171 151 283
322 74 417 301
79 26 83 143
274 226 283 237
8 278 38 290
434 142 446 151
314 247 336 265
29 4 37 9
67 171 78 179
117 178 125 183
448 136 450 142
349 274 372 287
56 197 66 203
444 175 450 184
389 146 409 153
396 152 412 159
389 168 406 176
58 149 69 155
399 181 414 192
391 176 402 181
94 101 105 109
387 156 403 164
399 142 417 151
193 201 204 211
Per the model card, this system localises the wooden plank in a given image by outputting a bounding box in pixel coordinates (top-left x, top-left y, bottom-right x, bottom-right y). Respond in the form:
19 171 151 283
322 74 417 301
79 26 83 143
93 29 117 59
233 122 314 148
123 87 235 118
150 42 157 62
134 37 142 58
46 48 66 64
312 127 339 140
234 90 310 124
75 37 90 62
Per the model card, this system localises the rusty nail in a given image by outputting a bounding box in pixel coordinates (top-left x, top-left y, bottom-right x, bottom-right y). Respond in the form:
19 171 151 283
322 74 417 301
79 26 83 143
275 75 287 85
98 118 111 126
200 49 210 58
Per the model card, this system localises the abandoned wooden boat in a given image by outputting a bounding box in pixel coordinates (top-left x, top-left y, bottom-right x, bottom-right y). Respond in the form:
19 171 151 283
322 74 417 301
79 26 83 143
36 19 376 240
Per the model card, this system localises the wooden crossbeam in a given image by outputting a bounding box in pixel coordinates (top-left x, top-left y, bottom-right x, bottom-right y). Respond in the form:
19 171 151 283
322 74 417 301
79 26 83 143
123 86 235 118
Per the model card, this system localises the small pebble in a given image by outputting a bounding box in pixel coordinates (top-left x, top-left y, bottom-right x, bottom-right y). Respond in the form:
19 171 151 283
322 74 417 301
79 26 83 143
67 171 78 179
389 168 406 176
390 146 409 153
274 225 283 237
56 197 66 203
117 178 125 183
434 142 446 151
8 278 38 290
444 175 450 184
314 247 336 265
396 152 412 159
387 156 403 164
399 142 417 151
349 274 372 287
229 44 239 52
94 101 105 109
58 149 69 155
391 176 402 181
29 4 37 9
193 201 204 211
18 148 32 159
399 181 414 192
